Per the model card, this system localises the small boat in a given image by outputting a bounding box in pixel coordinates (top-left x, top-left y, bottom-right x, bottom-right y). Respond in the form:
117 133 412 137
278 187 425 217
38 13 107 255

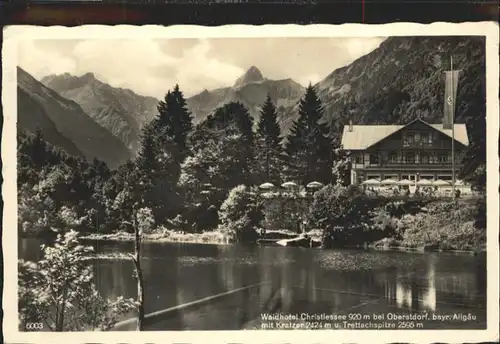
276 235 321 248
256 238 283 247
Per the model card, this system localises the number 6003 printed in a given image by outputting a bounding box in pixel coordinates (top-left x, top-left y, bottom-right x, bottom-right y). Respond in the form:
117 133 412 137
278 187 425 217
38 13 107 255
25 322 43 330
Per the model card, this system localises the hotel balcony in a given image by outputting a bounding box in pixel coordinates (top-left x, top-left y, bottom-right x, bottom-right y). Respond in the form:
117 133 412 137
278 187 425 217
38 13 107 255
401 141 452 149
361 160 462 170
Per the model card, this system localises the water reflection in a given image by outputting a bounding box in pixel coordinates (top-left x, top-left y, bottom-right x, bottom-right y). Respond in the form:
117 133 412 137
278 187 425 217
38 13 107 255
423 259 437 311
18 240 486 330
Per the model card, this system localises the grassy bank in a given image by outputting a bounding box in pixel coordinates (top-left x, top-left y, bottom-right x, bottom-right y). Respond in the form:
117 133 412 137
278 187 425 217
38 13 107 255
80 227 229 245
369 237 486 254
368 198 486 253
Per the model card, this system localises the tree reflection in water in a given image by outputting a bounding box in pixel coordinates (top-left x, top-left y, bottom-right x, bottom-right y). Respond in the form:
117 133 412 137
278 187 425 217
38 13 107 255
19 239 487 330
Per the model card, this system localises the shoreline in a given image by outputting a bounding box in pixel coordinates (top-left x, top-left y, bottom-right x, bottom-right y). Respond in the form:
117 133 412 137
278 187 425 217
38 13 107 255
367 244 484 255
79 230 230 245
367 238 486 255
75 231 484 255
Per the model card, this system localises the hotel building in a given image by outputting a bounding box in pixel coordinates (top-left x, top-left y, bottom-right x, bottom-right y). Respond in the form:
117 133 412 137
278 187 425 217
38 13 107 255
341 118 469 185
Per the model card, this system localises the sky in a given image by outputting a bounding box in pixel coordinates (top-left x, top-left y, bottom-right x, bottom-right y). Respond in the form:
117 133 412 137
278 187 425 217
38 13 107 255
18 37 385 98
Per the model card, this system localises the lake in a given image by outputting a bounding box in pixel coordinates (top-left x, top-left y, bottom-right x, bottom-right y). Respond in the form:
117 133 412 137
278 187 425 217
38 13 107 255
19 238 487 330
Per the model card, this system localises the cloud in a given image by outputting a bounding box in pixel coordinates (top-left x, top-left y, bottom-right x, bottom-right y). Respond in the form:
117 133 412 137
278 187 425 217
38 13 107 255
71 39 178 98
175 40 244 93
18 40 78 78
17 37 386 99
344 37 386 60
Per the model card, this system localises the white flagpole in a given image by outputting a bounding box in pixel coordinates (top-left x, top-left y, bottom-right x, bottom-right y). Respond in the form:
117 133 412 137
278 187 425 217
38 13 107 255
451 55 456 200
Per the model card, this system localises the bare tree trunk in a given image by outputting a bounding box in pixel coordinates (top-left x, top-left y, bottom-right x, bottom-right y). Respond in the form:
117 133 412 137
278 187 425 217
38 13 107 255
56 289 67 331
132 216 145 331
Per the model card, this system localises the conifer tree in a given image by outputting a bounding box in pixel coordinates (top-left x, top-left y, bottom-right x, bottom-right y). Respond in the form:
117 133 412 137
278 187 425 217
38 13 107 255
178 102 256 229
136 124 160 177
331 136 351 186
256 94 282 185
136 121 179 218
285 85 332 184
460 109 486 191
156 85 194 163
31 128 47 169
134 84 194 222
205 101 255 186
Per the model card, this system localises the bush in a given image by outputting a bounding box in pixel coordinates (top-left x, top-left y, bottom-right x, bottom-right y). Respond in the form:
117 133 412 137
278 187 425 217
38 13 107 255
307 185 384 247
474 197 486 229
136 207 155 234
261 192 308 232
18 230 137 331
218 185 263 243
396 199 486 251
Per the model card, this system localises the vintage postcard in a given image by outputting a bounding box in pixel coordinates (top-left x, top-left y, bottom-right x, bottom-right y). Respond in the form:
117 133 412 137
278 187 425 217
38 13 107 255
2 23 499 343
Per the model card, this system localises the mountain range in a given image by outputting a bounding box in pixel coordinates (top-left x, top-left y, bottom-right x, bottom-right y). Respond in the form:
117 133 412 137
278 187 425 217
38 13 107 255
186 65 304 129
185 36 484 136
17 67 131 169
41 72 159 154
16 36 485 169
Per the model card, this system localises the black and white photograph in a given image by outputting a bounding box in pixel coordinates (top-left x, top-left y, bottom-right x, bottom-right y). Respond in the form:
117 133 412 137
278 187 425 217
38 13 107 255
2 23 498 343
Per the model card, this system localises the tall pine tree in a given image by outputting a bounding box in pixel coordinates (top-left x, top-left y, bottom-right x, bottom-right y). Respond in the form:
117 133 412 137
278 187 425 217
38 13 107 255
205 102 255 186
178 102 257 230
285 85 332 185
134 84 194 222
256 94 282 185
136 123 161 183
31 128 48 169
156 85 194 163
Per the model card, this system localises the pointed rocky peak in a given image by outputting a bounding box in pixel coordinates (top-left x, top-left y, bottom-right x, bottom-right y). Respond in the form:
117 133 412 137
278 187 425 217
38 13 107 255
79 72 96 83
233 66 265 88
58 72 73 79
40 71 100 93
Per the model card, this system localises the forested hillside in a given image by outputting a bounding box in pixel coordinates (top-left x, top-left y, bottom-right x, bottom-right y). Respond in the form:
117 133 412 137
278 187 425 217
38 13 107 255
42 72 159 154
315 36 485 132
17 88 84 158
18 83 346 237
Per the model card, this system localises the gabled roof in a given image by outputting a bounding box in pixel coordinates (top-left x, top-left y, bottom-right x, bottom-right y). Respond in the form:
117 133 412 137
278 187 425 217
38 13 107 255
341 119 469 150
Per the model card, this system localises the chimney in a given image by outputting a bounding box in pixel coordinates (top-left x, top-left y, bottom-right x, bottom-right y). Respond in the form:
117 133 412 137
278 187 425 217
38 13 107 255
349 120 353 132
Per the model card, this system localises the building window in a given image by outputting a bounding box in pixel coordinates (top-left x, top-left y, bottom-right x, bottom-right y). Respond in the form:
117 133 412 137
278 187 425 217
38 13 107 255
405 132 415 145
429 152 438 164
369 153 379 165
405 152 415 164
355 154 363 164
420 152 429 164
388 151 398 163
421 132 430 144
438 154 448 163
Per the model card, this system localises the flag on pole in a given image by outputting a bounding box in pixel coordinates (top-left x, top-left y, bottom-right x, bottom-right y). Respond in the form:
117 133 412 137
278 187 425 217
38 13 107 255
443 70 461 129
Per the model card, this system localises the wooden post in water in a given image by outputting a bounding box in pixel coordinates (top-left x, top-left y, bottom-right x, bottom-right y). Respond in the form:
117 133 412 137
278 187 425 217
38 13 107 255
126 205 145 331
134 207 145 331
